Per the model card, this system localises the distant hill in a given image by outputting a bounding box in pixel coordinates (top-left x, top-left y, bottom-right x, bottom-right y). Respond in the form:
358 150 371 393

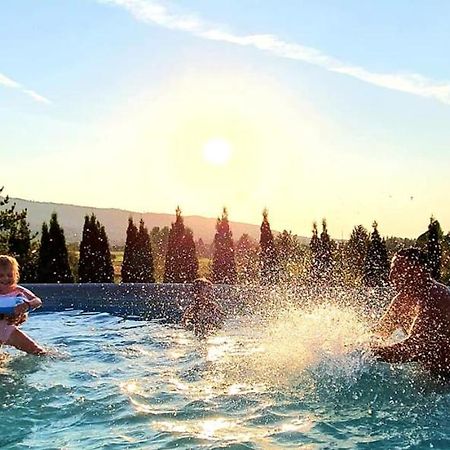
3 198 309 246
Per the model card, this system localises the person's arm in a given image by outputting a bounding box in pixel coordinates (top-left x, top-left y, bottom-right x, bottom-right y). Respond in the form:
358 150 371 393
181 304 195 327
372 306 426 362
214 304 225 321
373 293 411 339
15 286 42 310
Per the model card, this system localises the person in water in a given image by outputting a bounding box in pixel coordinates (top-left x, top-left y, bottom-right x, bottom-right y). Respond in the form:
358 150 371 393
181 278 225 337
372 247 450 375
0 255 45 355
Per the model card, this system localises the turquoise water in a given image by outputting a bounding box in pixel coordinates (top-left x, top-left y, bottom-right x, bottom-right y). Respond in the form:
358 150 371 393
1 307 450 449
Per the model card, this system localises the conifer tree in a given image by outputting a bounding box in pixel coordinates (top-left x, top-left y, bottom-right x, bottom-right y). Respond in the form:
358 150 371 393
427 216 442 281
135 219 155 283
0 188 27 253
236 233 259 284
121 217 139 282
8 216 31 263
37 222 51 282
184 228 198 280
78 214 114 283
164 207 198 283
309 221 320 279
196 238 210 258
277 230 294 263
364 221 389 287
98 225 114 283
345 225 369 284
212 208 237 284
37 213 73 283
150 226 170 282
276 230 305 282
52 213 73 282
319 218 333 280
259 209 279 284
78 215 94 283
7 215 38 282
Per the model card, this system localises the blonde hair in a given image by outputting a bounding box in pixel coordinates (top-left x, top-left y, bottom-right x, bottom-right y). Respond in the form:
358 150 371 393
0 255 20 284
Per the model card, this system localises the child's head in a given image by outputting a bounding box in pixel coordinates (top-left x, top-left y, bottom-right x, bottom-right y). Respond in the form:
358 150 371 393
193 277 213 301
0 255 20 287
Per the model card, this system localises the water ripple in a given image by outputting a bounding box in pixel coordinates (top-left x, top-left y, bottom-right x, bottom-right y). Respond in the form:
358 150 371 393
1 309 450 449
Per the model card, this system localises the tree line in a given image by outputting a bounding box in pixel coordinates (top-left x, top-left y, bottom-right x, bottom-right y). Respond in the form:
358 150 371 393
1 188 449 285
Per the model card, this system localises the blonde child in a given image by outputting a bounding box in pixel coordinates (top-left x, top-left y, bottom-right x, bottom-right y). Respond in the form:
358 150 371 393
181 278 225 337
0 255 45 354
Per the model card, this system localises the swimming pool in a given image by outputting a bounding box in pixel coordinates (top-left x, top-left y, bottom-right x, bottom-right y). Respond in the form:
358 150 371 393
1 303 450 449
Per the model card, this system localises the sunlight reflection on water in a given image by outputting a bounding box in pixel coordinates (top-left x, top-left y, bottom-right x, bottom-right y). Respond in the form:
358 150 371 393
2 301 449 449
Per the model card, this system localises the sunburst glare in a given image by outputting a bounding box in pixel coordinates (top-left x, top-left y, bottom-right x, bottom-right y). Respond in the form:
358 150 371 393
202 138 232 166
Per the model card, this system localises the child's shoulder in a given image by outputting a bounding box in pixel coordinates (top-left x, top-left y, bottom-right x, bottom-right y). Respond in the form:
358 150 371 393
14 285 37 298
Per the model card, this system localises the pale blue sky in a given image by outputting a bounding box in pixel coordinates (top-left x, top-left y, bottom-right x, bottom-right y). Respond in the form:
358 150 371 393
1 0 450 238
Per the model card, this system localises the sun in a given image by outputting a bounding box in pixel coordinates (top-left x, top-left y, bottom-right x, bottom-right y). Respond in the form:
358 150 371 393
202 138 232 166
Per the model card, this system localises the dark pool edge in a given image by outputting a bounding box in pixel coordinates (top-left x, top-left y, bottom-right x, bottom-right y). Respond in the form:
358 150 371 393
22 283 259 322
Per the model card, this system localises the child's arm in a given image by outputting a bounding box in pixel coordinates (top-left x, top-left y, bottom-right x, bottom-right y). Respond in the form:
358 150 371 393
181 305 195 327
15 286 42 310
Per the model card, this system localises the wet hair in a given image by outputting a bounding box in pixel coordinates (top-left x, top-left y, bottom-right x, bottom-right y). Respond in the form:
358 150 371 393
396 247 429 269
0 255 19 284
193 277 213 297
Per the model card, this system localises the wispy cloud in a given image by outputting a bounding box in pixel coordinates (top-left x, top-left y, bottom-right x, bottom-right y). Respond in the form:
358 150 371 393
0 72 51 104
102 0 450 105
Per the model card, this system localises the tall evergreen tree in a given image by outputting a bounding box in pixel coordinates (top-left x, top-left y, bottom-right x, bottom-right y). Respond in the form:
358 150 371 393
276 230 305 282
150 226 170 282
8 215 38 282
259 209 279 284
164 207 198 283
236 233 259 284
212 208 237 284
0 188 27 253
78 214 114 283
37 213 73 283
442 233 450 284
427 216 442 281
121 217 139 282
364 221 389 287
319 218 333 280
78 215 94 283
309 221 320 279
98 225 114 283
277 230 295 262
8 216 31 262
51 213 73 282
37 222 52 282
196 238 210 259
134 219 155 283
345 225 369 284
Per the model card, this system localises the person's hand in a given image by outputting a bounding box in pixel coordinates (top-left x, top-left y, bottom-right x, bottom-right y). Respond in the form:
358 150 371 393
14 302 29 316
370 342 394 360
6 302 29 326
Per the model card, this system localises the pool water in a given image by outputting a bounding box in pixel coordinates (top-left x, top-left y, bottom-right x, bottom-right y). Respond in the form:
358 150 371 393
1 307 450 449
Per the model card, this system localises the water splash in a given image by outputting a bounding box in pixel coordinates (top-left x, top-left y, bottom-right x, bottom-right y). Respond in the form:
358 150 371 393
209 303 375 388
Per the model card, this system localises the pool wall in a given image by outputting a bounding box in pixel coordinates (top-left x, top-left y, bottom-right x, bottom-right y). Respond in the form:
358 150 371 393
23 283 259 322
23 283 390 322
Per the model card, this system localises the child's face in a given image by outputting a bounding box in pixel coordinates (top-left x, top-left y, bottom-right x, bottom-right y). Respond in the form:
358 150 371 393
0 266 15 288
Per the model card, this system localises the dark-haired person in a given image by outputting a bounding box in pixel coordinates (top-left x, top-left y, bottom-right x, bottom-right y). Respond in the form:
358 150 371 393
181 278 225 337
372 248 450 375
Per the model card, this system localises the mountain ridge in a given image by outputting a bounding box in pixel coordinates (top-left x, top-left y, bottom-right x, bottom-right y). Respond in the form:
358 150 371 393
3 197 310 246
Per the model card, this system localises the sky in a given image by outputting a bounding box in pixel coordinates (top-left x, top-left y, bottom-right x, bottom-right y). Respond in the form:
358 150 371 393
1 0 450 239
